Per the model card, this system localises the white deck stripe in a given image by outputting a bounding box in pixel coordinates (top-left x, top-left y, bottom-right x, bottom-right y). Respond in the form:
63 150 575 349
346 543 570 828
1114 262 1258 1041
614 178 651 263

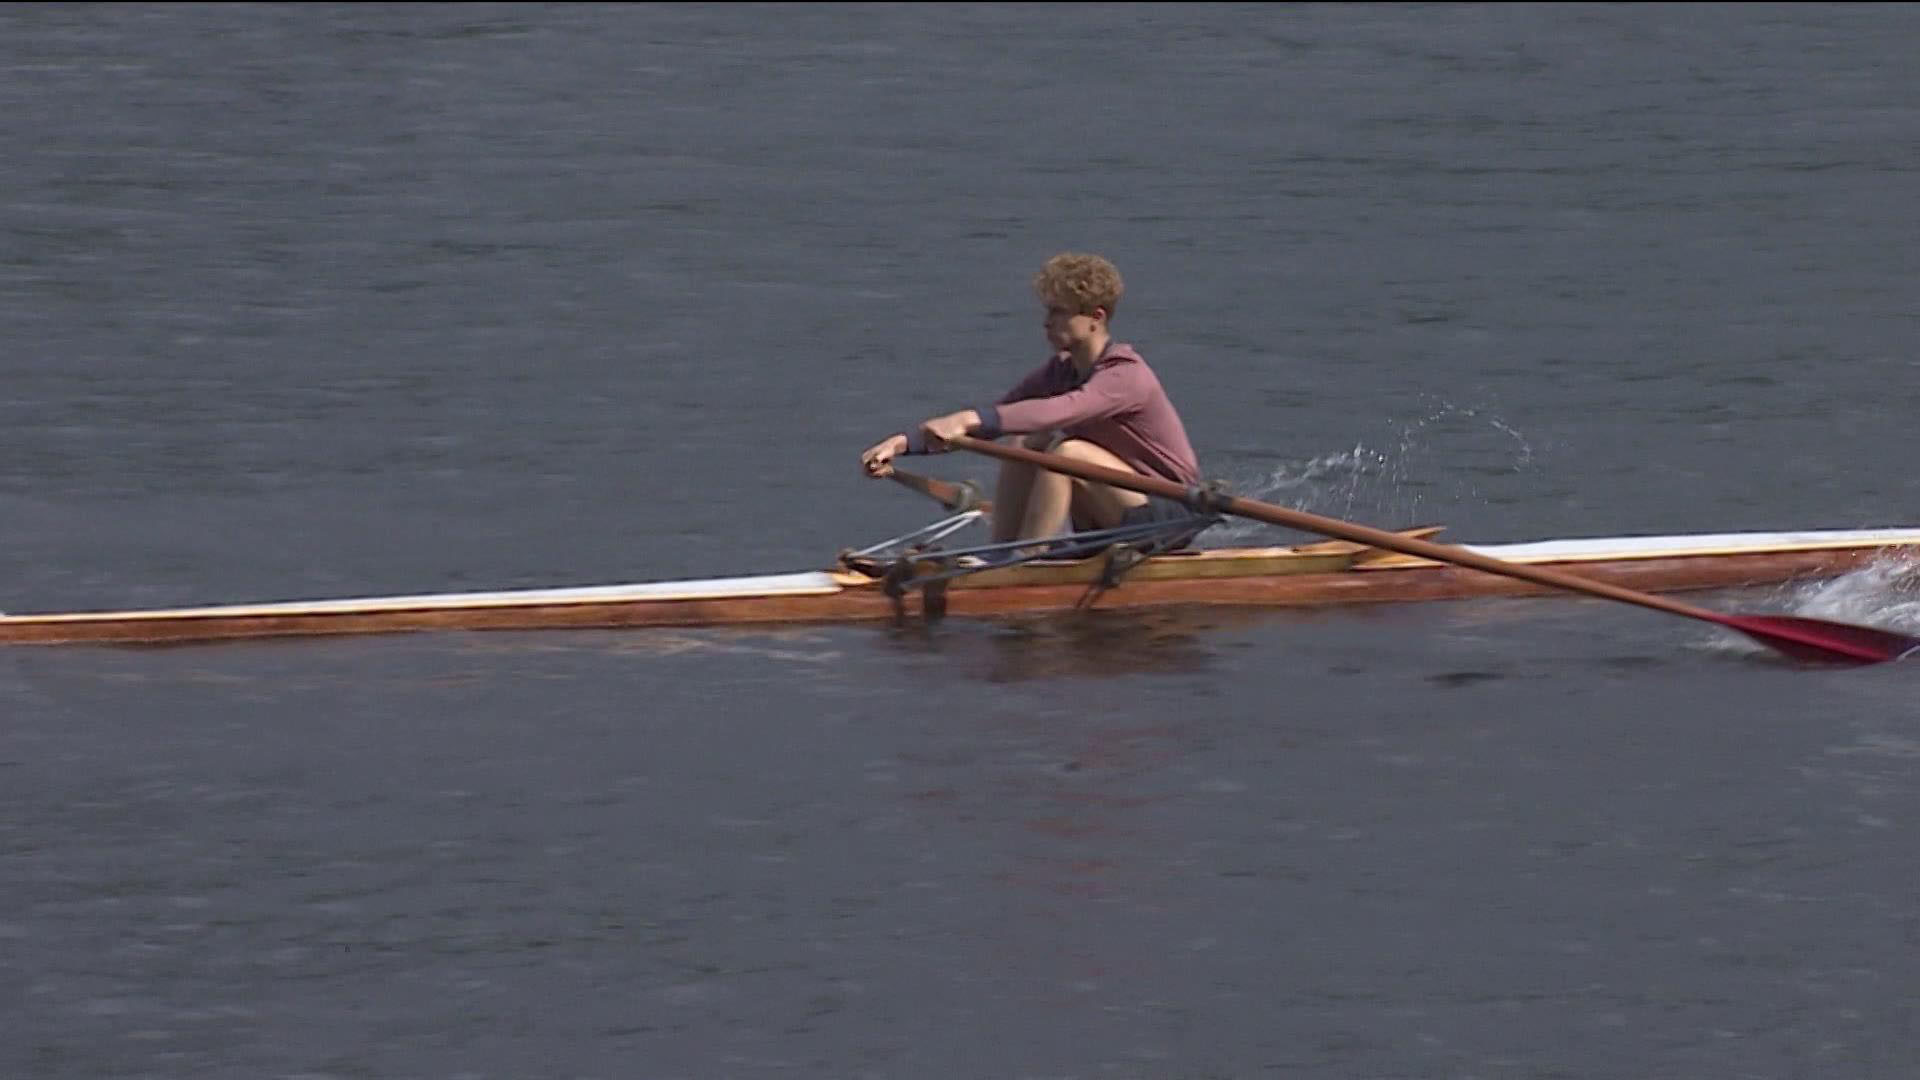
16 572 849 624
1418 528 1920 565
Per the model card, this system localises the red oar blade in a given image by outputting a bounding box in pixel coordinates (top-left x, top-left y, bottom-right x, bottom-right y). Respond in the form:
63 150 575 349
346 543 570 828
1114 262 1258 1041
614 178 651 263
1720 614 1920 666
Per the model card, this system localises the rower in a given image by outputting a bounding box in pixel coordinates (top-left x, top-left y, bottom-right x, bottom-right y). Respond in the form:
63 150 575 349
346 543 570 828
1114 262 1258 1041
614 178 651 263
860 252 1206 547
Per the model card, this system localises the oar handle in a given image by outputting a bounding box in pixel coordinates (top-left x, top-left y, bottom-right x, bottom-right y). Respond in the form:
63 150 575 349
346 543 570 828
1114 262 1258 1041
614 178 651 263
947 435 1728 627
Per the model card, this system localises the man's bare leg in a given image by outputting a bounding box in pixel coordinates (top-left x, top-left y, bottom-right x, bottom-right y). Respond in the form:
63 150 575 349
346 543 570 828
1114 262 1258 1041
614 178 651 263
1050 439 1151 530
1015 460 1075 541
994 437 1152 542
990 432 1059 542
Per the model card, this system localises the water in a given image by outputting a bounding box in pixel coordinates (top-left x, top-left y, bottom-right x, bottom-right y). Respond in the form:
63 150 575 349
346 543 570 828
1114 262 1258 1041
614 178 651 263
4 4 1919 1077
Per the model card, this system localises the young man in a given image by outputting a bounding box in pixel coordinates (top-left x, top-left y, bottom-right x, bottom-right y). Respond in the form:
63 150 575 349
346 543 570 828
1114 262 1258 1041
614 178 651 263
861 253 1202 542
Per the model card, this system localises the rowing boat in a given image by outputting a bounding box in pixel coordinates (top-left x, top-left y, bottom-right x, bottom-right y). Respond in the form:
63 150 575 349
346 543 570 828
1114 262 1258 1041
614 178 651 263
3 521 1917 647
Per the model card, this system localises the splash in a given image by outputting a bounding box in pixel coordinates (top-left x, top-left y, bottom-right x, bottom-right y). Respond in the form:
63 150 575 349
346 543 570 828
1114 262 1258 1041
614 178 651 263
1201 400 1536 545
1784 553 1920 633
1696 551 1920 660
1201 446 1384 544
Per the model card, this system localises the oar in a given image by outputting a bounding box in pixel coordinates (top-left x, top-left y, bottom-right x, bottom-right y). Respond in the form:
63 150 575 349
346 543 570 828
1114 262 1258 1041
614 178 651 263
887 468 993 514
947 434 1920 666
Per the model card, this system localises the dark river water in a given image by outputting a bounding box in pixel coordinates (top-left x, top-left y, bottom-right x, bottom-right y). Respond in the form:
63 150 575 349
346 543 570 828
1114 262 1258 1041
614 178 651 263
4 5 1919 1078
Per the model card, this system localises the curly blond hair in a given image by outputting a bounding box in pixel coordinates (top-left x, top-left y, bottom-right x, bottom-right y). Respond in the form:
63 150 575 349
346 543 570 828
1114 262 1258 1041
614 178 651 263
1032 253 1123 317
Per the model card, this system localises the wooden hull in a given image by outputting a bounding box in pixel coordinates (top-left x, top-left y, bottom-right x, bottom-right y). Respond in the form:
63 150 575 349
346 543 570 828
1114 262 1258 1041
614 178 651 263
3 528 1918 647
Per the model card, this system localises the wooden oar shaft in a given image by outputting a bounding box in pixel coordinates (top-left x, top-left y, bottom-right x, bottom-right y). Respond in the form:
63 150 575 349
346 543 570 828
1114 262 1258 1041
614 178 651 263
949 435 1730 627
887 468 991 513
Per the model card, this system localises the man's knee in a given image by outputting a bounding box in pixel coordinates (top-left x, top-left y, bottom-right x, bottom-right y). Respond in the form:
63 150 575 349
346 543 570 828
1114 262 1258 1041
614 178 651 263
1054 438 1113 463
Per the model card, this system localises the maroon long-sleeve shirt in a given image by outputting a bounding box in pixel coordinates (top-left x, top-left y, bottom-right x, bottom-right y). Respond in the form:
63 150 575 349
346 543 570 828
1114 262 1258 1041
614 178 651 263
910 341 1202 486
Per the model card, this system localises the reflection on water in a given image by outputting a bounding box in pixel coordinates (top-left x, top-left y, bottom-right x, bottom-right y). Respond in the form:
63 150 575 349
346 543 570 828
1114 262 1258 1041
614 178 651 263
877 607 1257 683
